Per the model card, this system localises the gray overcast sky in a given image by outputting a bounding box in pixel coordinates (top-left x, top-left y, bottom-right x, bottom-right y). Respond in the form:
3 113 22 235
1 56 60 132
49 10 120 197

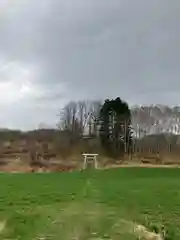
0 0 180 130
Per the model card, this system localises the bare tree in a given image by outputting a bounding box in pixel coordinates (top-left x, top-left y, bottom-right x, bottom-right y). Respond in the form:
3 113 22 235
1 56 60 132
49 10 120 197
89 100 102 136
59 101 78 132
78 100 89 135
77 100 102 137
59 100 102 137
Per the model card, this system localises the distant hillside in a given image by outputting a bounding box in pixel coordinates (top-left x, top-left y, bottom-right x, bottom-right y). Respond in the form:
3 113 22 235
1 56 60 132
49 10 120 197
0 129 61 142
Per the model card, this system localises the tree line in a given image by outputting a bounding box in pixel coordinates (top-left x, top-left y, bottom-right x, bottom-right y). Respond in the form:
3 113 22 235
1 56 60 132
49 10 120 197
59 98 180 159
59 97 132 159
0 97 179 161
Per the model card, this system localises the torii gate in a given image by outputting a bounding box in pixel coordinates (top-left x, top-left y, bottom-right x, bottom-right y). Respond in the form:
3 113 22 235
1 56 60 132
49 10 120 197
82 153 99 169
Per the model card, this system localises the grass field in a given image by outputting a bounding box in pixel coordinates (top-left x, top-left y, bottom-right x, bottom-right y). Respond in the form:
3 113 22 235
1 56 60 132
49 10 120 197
0 168 180 239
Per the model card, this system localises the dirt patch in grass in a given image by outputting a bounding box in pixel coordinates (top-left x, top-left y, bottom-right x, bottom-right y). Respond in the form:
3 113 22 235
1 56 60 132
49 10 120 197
0 220 6 234
134 224 163 240
102 163 180 169
112 219 164 240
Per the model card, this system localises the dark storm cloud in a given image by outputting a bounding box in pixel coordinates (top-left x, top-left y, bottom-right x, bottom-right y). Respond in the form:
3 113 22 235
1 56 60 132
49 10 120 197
0 0 180 129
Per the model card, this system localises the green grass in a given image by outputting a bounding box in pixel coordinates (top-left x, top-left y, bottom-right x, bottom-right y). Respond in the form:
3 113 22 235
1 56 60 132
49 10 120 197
0 168 180 239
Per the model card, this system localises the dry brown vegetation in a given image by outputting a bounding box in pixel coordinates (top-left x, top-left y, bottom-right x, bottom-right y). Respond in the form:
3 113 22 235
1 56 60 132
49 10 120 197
0 128 179 172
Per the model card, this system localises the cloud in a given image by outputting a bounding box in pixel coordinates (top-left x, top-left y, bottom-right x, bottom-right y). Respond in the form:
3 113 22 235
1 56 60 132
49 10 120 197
0 61 36 103
0 59 66 129
0 0 180 129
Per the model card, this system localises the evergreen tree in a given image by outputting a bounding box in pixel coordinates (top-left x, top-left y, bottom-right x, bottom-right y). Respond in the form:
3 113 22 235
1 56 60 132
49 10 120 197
99 97 132 158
